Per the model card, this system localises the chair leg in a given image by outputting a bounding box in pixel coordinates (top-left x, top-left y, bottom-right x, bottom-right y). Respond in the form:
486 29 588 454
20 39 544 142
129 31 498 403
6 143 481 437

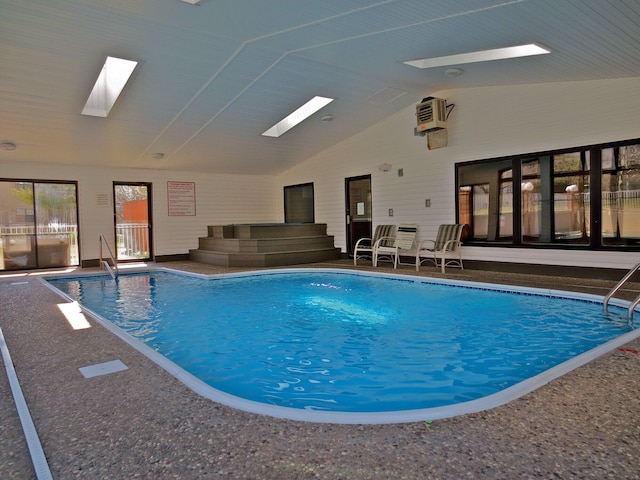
440 251 463 273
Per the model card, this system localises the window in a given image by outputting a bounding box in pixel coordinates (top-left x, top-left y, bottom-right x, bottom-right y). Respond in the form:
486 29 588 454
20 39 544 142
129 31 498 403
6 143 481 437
284 183 314 223
456 138 640 250
471 184 489 240
602 144 640 245
457 158 511 242
498 168 513 240
521 159 542 242
553 152 589 243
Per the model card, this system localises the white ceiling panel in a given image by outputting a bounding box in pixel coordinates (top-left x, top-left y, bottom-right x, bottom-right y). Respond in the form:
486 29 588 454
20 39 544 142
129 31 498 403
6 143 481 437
1 0 640 174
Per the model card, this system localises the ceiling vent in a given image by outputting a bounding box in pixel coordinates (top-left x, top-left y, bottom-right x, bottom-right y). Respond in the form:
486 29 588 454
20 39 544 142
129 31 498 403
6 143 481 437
416 97 447 132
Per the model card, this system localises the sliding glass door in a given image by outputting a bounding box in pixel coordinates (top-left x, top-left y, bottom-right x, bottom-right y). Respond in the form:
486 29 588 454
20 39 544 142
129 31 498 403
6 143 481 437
0 180 79 270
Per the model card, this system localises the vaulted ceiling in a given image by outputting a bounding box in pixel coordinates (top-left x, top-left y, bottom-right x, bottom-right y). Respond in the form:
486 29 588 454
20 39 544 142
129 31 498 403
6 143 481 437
2 0 639 175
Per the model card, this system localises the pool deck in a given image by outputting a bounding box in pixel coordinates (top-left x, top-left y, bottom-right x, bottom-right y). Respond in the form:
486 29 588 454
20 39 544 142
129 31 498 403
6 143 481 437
1 260 639 479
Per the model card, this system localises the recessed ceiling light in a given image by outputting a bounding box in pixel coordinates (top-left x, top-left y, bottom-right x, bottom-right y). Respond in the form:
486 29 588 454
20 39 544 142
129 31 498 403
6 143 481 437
444 68 463 77
151 152 165 160
82 56 138 117
0 141 17 151
262 96 334 137
403 43 550 69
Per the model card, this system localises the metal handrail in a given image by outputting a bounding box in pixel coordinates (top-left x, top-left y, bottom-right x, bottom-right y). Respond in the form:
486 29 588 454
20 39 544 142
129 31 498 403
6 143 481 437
101 260 116 280
603 260 640 320
99 233 118 279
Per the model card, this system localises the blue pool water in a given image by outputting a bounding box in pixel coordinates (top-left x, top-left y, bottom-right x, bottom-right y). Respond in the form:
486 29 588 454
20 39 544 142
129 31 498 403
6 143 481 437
47 269 637 421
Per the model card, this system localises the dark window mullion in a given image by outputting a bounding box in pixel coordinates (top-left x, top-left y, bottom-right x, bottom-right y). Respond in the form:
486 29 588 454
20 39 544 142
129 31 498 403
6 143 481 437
512 159 522 245
590 148 602 248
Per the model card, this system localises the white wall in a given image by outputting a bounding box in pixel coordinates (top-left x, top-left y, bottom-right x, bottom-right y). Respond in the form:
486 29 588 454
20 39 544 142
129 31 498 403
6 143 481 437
4 78 639 269
1 162 279 262
276 77 640 269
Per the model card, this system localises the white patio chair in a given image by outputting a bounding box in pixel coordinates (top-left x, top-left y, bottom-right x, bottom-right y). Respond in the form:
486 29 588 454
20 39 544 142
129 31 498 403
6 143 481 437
415 224 465 273
353 224 396 265
373 224 418 268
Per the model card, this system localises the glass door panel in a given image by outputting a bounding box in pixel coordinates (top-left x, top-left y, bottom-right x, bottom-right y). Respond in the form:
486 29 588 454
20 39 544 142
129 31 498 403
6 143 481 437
0 181 36 269
34 183 79 267
345 175 372 255
114 183 152 261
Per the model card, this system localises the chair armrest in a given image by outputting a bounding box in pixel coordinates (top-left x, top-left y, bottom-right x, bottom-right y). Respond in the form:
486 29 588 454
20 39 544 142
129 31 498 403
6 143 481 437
442 239 461 251
354 237 373 249
417 239 436 251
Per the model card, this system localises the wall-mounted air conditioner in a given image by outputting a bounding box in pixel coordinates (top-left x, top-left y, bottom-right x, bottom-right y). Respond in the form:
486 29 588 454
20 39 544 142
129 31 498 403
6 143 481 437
416 97 447 132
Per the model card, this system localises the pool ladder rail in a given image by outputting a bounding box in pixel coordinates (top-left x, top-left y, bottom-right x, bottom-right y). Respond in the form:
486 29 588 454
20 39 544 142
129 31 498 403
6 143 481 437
99 233 119 280
603 260 640 322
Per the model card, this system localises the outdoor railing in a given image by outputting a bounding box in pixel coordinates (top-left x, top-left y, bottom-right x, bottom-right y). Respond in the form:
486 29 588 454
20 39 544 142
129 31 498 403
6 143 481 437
115 224 149 259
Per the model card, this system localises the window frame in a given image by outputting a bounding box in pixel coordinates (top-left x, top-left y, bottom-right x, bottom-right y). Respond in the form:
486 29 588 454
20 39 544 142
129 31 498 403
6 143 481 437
0 178 80 270
455 138 640 251
284 182 315 223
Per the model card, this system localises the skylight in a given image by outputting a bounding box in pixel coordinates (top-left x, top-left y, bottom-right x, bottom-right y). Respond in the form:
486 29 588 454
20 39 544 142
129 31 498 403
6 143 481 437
262 96 334 137
403 43 550 69
81 56 138 117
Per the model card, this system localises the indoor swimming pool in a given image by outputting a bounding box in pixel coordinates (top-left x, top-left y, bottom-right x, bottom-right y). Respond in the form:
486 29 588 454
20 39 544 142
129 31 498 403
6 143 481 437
45 268 640 423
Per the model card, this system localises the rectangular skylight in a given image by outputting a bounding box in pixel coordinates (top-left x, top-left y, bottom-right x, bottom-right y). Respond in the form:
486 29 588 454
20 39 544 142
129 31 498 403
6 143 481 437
82 56 138 117
403 43 550 69
262 96 334 137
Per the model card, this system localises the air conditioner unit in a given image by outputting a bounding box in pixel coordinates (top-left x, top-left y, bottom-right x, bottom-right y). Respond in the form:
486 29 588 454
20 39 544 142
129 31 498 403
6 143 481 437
416 97 447 132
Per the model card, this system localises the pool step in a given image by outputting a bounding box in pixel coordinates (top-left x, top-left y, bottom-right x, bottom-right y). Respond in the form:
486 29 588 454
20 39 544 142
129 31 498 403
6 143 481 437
189 223 341 267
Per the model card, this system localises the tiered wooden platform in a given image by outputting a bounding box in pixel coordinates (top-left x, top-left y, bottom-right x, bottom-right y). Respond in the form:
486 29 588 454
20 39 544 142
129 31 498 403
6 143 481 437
189 223 341 267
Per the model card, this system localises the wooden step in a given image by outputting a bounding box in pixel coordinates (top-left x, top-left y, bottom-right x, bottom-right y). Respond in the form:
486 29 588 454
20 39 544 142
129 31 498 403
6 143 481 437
189 247 341 267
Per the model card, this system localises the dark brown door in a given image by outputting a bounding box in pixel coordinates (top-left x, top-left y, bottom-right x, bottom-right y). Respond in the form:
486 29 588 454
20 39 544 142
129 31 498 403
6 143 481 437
345 175 372 255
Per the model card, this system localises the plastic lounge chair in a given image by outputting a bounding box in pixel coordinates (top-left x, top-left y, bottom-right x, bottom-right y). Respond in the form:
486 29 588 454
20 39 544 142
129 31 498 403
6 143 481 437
415 224 465 273
373 224 418 268
353 224 396 265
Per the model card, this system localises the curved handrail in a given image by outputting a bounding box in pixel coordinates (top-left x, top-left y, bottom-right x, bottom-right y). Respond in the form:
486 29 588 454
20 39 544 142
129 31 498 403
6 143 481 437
603 260 640 320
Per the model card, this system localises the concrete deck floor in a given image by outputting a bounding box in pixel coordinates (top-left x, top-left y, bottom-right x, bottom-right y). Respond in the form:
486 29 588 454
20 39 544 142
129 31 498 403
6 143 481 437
1 260 639 479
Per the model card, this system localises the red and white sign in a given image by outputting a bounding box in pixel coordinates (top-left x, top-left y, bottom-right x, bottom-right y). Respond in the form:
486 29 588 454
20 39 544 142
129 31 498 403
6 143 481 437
167 181 196 216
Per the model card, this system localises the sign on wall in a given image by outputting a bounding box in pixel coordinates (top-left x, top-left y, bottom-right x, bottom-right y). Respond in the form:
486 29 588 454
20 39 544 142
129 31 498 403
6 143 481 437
167 181 196 216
